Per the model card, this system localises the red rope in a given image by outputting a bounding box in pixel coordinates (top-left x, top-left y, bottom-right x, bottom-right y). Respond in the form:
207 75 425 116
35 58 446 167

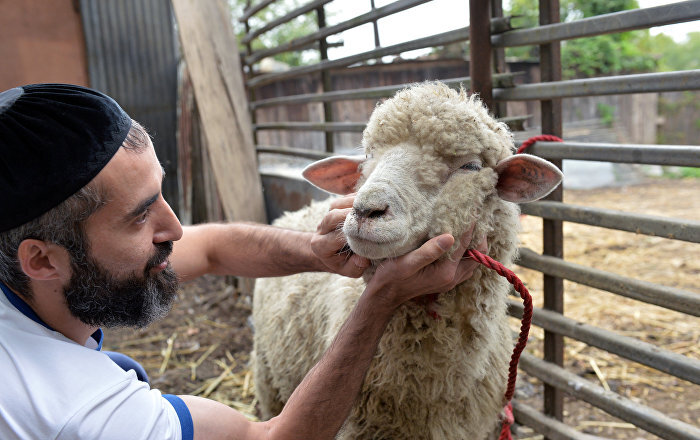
466 248 532 440
516 134 563 154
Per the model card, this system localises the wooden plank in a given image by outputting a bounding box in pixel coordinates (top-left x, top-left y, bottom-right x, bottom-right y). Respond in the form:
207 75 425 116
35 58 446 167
172 0 266 224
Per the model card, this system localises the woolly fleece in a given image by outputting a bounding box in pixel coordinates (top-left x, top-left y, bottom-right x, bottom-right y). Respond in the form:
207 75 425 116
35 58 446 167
253 82 525 439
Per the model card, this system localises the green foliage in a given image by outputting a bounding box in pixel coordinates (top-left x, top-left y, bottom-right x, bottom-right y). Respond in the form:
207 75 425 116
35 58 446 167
654 32 700 72
561 31 656 78
504 0 658 78
661 167 700 179
229 0 320 67
596 103 615 127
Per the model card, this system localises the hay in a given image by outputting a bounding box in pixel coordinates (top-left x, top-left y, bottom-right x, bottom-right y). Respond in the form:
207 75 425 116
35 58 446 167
513 179 700 439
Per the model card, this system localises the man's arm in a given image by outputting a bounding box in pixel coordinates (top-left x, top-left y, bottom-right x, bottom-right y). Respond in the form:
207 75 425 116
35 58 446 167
171 197 370 282
179 229 485 440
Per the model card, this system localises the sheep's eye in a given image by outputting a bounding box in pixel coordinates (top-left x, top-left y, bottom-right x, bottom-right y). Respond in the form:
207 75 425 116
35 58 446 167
460 162 481 171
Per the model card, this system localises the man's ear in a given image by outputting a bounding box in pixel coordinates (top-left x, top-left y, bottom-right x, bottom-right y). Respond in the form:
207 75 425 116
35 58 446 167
495 154 563 203
16 239 70 282
302 155 365 195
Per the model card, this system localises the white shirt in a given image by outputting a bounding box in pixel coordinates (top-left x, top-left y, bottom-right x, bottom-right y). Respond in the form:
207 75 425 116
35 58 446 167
0 282 193 440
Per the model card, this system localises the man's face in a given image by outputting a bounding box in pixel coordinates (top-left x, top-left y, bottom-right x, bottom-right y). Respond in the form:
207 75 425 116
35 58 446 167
63 239 178 328
66 140 183 328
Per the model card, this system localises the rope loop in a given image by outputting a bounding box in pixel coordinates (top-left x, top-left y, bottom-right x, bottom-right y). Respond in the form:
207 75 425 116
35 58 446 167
516 134 563 154
467 248 533 439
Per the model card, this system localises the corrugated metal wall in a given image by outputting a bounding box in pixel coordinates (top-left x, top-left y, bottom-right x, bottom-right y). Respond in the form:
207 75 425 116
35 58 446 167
80 0 180 214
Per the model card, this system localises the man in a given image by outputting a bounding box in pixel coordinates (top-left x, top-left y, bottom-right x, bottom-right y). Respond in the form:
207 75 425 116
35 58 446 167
0 84 483 439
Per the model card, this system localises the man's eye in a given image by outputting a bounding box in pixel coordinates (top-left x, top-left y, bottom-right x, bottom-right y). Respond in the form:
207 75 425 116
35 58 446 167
460 162 481 171
136 209 150 224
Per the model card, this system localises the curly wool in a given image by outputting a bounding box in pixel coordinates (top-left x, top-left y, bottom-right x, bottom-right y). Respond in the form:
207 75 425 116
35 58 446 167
253 82 521 439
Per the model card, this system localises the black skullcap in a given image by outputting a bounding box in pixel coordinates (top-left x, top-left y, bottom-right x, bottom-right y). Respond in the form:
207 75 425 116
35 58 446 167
0 83 132 232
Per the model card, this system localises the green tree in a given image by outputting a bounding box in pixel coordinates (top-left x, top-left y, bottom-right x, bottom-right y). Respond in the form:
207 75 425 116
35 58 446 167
655 32 700 72
229 0 320 67
504 0 658 78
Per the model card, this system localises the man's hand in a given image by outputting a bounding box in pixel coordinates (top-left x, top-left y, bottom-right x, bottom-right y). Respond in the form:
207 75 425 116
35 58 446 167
367 224 488 309
311 195 370 278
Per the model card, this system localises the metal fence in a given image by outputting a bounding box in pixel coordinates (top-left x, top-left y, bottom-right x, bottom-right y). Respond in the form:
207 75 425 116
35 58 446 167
238 1 700 438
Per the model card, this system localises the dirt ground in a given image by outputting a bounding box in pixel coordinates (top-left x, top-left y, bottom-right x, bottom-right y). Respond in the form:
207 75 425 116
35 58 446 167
104 177 700 439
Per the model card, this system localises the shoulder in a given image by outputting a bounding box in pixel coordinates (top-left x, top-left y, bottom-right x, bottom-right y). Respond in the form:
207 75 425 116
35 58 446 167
0 317 188 440
58 382 189 440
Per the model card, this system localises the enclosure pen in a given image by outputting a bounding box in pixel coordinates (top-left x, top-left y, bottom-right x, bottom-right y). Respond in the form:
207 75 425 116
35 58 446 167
237 0 700 439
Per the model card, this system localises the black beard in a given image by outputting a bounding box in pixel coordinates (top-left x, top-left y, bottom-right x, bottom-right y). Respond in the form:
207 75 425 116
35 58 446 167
63 241 179 328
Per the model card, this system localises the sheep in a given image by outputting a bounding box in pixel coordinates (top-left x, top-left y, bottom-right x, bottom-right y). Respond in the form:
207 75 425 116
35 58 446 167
252 81 562 439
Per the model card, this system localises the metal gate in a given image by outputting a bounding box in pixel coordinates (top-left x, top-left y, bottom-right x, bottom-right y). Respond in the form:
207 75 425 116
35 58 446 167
238 1 700 438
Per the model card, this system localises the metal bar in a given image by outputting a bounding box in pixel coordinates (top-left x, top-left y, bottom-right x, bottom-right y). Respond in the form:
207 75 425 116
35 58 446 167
470 0 493 111
242 0 333 44
491 0 508 118
242 2 259 147
239 0 277 22
520 201 700 243
493 1 700 47
516 248 700 317
539 0 564 427
517 247 700 315
256 146 332 160
250 74 518 109
253 115 530 133
523 142 700 167
508 299 700 384
520 354 700 440
247 26 471 87
494 70 700 101
254 122 366 132
511 401 606 440
245 0 432 65
316 5 334 153
370 0 381 48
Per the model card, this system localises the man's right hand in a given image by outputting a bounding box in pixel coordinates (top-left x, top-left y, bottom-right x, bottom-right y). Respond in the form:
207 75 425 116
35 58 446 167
366 224 487 310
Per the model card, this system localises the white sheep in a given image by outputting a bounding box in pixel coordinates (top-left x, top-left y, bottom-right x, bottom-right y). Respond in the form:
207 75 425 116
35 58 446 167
252 81 562 439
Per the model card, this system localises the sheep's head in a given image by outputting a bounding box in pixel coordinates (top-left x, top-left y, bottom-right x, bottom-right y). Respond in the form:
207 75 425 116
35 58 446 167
303 82 562 261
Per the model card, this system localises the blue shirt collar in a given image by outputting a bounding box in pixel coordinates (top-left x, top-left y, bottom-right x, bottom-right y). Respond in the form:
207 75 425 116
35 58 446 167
1 281 103 350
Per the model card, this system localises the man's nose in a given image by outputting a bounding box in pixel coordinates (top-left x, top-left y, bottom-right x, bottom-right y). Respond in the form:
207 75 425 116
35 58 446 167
153 197 183 243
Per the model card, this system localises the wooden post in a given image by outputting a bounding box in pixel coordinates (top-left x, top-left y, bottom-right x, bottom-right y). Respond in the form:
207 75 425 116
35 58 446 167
172 0 266 225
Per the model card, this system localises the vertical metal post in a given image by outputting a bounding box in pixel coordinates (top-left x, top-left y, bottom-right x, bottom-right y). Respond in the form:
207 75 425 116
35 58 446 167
469 0 494 112
316 5 334 153
539 0 564 430
370 0 381 48
242 1 258 146
491 0 507 118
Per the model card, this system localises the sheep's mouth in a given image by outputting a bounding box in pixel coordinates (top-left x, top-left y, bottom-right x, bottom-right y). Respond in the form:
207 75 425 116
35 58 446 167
345 233 421 260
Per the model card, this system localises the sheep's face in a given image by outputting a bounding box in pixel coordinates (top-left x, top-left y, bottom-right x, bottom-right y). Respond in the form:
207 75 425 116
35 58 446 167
342 143 494 260
303 82 563 261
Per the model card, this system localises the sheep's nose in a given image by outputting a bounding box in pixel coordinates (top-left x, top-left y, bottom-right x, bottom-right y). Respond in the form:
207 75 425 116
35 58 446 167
355 205 388 220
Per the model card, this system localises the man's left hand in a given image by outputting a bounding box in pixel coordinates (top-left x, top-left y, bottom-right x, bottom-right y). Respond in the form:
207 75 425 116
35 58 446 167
311 195 370 278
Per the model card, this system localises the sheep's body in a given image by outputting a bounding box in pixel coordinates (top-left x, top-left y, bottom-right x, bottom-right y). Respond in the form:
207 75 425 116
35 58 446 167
254 200 517 439
253 82 556 439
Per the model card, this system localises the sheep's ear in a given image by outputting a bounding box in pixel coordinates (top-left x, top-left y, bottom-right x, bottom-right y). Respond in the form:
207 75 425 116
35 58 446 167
495 154 563 203
302 155 365 195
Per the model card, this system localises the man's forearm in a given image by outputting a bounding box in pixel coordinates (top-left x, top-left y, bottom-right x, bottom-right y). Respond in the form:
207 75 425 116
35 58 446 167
173 223 325 281
265 290 394 440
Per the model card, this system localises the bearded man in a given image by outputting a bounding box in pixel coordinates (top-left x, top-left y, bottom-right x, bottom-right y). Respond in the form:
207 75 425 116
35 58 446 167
0 84 482 440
